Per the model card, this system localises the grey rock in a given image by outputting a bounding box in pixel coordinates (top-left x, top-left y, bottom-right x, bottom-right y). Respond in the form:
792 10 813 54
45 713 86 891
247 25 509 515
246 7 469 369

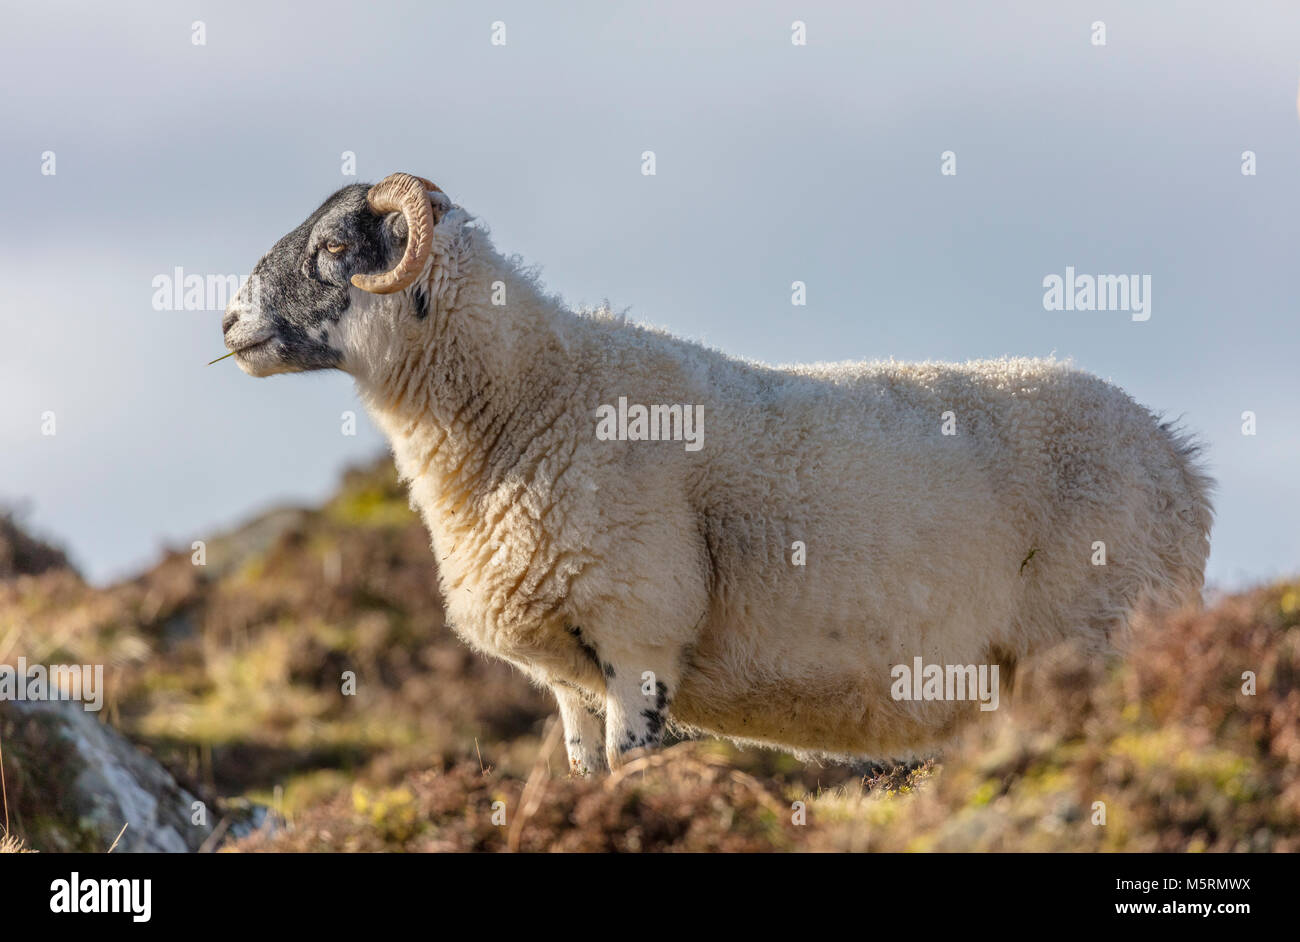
3 699 250 852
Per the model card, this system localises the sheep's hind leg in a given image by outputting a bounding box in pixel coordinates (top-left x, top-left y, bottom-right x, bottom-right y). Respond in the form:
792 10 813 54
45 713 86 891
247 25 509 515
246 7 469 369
602 652 677 769
553 683 606 776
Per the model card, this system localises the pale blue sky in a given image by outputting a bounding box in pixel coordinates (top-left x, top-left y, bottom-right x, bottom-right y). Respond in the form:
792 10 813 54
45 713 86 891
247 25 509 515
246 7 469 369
1 1 1297 588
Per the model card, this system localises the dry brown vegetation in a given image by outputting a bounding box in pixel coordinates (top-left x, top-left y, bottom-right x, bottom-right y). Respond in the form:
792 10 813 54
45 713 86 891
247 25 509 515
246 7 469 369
1 459 1296 852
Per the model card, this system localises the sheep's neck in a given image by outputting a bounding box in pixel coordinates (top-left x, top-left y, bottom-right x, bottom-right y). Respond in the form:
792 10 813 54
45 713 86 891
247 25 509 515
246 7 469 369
359 247 570 540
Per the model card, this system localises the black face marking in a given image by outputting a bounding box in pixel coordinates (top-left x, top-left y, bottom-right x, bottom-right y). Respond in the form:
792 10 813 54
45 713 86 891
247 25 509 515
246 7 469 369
241 183 405 372
412 283 430 320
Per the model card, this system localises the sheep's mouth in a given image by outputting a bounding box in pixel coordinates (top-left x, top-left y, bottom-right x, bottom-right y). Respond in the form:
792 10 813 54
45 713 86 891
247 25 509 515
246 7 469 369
231 336 284 376
232 337 273 358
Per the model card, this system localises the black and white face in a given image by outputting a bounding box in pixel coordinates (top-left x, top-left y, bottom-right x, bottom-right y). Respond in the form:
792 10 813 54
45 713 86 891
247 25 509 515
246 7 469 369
221 184 412 376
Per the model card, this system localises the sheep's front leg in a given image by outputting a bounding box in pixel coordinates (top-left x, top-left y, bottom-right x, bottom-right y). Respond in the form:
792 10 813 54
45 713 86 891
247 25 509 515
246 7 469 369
553 683 606 776
603 653 676 769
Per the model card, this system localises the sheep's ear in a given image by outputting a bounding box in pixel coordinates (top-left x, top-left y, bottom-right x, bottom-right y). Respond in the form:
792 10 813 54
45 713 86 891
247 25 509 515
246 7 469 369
382 211 410 246
428 190 452 218
380 192 450 246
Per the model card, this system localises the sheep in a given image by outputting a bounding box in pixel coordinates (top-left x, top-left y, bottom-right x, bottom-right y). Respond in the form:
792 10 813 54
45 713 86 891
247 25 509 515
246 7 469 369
221 172 1214 773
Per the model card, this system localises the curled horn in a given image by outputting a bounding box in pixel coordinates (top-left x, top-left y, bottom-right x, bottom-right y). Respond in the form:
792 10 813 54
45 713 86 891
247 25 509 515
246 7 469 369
350 172 443 295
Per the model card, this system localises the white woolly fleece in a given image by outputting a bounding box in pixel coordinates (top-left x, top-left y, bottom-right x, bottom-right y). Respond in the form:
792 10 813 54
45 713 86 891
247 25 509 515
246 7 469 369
346 208 1214 764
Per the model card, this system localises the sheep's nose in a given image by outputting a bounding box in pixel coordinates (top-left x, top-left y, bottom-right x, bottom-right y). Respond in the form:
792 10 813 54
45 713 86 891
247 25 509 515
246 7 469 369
222 310 239 335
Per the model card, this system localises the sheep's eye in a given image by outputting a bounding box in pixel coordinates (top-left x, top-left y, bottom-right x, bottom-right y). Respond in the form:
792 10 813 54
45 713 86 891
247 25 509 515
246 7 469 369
325 241 348 255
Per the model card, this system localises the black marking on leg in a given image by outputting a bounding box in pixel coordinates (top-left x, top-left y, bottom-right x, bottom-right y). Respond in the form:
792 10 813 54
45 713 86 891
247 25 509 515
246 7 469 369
635 681 670 747
565 624 601 671
640 707 665 740
603 662 615 679
619 732 656 753
620 681 671 754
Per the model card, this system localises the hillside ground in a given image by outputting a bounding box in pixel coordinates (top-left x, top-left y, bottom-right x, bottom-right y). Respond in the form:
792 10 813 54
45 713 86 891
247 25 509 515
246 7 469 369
2 462 1296 852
